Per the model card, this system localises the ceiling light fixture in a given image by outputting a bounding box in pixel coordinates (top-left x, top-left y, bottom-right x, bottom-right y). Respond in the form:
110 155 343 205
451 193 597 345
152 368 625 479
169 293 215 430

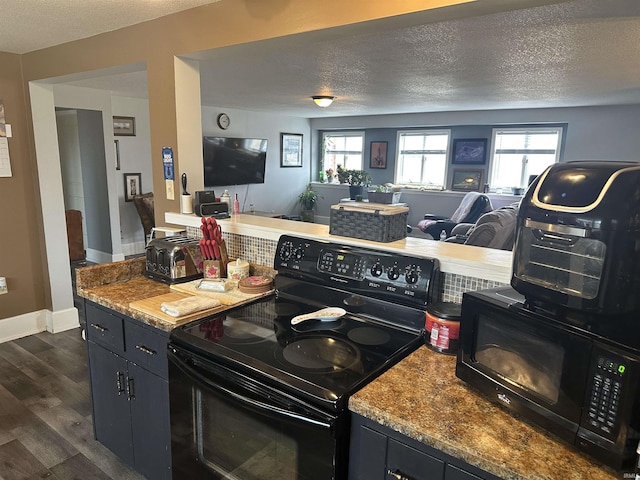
312 95 336 107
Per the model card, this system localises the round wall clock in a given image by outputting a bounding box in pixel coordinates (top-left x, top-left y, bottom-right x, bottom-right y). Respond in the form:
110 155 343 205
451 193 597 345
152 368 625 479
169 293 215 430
217 113 230 130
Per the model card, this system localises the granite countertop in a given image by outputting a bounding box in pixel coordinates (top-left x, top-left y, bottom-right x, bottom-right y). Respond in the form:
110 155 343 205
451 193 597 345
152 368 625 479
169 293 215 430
349 347 619 480
76 257 177 330
75 256 276 331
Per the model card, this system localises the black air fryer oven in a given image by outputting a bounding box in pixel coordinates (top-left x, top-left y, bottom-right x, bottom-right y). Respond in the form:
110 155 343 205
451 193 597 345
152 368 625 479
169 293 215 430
512 161 640 314
168 235 439 479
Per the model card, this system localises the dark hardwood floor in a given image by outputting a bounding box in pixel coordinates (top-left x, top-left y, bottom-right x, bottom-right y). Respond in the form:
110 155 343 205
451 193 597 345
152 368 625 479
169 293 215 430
0 262 144 480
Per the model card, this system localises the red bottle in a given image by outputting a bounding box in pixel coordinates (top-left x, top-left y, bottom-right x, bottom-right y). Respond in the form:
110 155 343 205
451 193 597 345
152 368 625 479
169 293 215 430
233 193 240 215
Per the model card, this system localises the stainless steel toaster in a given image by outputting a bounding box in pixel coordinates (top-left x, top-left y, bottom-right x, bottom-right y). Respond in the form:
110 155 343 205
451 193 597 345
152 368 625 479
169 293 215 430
145 236 203 284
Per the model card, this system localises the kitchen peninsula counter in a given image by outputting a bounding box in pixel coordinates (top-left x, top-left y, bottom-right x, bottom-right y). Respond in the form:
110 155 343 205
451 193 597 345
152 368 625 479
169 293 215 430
76 246 617 479
76 257 178 331
349 347 619 480
75 257 273 331
165 212 513 284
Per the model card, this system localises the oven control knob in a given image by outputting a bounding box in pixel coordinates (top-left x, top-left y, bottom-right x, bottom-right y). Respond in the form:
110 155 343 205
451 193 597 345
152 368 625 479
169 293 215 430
387 265 400 280
279 242 293 260
405 268 420 284
370 262 383 277
293 247 304 261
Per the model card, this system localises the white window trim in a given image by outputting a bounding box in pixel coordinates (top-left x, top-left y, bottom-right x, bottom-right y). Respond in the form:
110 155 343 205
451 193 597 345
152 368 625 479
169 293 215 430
322 131 365 170
394 129 451 188
487 126 563 189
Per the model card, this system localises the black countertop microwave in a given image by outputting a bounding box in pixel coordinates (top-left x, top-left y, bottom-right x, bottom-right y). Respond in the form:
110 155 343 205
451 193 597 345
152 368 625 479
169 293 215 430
456 287 640 471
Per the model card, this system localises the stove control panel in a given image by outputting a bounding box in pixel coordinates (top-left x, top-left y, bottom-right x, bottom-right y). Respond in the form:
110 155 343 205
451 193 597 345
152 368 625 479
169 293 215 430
276 235 439 308
318 249 368 279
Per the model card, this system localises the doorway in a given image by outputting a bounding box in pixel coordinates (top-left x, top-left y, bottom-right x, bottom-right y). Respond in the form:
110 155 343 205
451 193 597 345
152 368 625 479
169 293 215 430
56 108 114 264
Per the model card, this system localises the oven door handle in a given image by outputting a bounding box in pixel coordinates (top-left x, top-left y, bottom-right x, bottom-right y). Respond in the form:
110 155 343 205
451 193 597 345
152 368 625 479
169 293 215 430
169 348 333 430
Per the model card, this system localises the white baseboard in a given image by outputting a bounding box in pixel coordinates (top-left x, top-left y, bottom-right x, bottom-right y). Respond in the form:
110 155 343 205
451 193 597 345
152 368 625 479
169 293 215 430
121 241 145 257
0 310 48 343
86 248 112 264
47 307 80 333
86 248 126 264
0 308 80 344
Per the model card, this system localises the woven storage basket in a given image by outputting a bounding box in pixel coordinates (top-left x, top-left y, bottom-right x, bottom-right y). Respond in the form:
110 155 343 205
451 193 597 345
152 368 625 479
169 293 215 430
329 203 409 243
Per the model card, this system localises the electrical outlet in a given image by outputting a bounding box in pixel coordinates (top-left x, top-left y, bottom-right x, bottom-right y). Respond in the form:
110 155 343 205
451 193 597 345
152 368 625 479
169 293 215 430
0 277 7 295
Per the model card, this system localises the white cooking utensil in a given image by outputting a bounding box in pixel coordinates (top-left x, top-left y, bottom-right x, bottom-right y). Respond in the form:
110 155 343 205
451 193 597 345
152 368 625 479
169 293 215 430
290 307 347 325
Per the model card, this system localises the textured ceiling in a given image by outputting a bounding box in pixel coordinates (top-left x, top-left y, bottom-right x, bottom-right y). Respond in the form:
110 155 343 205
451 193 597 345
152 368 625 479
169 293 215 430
0 0 221 54
12 0 640 118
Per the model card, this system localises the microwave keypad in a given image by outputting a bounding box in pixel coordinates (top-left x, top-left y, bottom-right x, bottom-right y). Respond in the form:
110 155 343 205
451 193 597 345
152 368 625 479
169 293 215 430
587 357 624 436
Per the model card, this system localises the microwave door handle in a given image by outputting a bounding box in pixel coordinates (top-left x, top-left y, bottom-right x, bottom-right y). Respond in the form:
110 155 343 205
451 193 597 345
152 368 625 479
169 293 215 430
169 349 332 429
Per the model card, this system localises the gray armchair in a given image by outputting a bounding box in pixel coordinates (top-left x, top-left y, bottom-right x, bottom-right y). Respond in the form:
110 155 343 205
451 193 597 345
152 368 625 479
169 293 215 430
446 202 519 250
415 192 493 239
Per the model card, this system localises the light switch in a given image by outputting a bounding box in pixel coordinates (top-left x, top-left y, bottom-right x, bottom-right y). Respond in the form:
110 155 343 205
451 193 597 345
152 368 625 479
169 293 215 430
0 277 7 294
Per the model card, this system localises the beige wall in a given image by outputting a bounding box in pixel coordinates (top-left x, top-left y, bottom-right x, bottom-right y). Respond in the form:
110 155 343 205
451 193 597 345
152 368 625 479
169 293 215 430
0 52 49 318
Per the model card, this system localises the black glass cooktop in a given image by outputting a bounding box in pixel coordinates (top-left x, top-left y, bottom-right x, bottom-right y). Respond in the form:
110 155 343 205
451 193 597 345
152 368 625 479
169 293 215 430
170 295 424 411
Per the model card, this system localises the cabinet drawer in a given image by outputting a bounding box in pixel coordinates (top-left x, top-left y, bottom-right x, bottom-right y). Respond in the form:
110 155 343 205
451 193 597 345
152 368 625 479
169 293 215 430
86 303 125 354
445 465 483 480
125 321 169 379
387 438 445 480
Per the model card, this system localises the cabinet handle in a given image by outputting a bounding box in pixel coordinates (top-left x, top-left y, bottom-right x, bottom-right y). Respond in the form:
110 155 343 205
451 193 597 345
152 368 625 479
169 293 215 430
387 469 415 480
135 344 157 356
90 323 107 332
126 377 135 401
116 371 125 395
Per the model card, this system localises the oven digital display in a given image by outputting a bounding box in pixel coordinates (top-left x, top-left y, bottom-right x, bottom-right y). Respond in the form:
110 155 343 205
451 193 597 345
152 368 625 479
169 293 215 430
317 249 367 280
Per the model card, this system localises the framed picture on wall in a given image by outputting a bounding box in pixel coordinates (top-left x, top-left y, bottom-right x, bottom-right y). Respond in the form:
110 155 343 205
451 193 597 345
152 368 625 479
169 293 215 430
451 169 483 192
370 141 388 169
113 116 136 136
280 133 303 167
451 138 487 165
124 173 142 202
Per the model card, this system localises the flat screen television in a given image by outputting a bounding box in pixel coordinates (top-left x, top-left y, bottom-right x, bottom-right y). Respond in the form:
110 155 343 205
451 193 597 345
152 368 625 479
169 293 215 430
203 136 267 187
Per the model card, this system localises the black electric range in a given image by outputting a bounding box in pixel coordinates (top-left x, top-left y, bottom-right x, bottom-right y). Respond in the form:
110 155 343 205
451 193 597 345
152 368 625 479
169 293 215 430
168 235 439 479
170 235 439 410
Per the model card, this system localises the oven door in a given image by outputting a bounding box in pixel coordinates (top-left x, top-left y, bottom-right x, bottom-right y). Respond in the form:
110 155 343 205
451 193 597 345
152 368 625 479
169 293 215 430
168 344 347 480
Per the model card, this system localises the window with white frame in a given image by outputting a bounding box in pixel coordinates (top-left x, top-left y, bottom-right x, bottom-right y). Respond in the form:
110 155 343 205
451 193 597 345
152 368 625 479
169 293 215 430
322 132 364 175
395 130 450 189
489 127 563 190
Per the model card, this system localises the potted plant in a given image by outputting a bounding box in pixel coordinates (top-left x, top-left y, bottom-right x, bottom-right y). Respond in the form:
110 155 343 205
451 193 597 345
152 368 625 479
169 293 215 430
297 185 319 222
367 184 402 204
336 165 350 184
344 169 372 200
348 169 372 186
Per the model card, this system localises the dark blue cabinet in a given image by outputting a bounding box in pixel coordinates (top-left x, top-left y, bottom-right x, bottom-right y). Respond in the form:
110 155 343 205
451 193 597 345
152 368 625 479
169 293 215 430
349 414 500 480
88 343 133 464
351 424 388 479
85 301 171 480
